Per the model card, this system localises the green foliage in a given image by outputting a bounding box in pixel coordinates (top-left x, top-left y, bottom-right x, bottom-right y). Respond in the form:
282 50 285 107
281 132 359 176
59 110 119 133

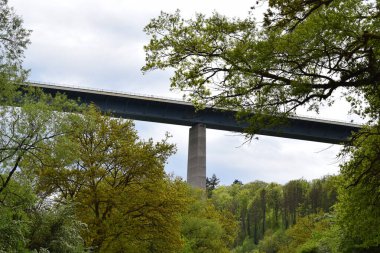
29 105 187 252
27 203 86 253
0 0 31 103
257 230 289 253
265 183 283 230
0 0 82 196
97 178 188 253
143 2 380 251
0 3 87 251
0 174 35 252
143 0 380 136
336 125 380 251
283 179 309 227
233 237 257 253
0 89 81 195
210 178 341 253
0 0 30 65
181 188 238 253
0 174 85 253
206 173 220 197
282 213 333 252
307 176 338 214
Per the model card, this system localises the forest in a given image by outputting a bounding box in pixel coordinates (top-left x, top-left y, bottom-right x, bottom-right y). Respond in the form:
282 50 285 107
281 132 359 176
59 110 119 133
1 0 380 252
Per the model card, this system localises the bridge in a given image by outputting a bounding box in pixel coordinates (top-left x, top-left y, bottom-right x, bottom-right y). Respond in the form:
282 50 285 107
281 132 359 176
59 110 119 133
27 82 362 188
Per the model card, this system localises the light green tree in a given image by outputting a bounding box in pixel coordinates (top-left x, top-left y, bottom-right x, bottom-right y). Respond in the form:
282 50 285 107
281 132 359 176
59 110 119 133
181 188 238 253
0 172 86 253
0 90 79 194
31 105 187 253
336 125 380 251
0 174 35 252
0 0 79 194
143 0 379 133
0 0 31 101
143 1 380 250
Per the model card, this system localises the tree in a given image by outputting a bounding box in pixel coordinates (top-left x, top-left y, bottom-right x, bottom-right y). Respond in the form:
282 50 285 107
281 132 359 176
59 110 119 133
206 173 220 197
27 202 86 253
0 173 35 252
0 172 85 253
248 194 263 244
0 0 79 194
335 125 380 251
0 90 79 195
143 3 380 249
31 105 187 252
279 213 336 253
257 229 289 253
210 176 343 251
266 183 283 230
0 0 30 193
210 186 234 211
283 179 309 227
233 179 243 185
0 0 31 102
181 188 238 253
143 0 379 134
307 176 338 214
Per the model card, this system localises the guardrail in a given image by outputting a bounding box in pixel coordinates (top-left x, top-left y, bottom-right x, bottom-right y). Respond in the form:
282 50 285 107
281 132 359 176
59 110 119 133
27 80 362 128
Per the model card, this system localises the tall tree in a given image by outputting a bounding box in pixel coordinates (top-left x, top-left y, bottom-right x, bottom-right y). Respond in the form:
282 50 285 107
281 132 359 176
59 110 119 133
0 90 78 194
260 188 266 236
307 176 338 214
0 173 35 252
336 125 380 251
0 0 79 194
143 0 379 133
206 173 220 197
0 172 85 253
143 2 380 250
266 183 283 229
0 0 31 101
180 188 238 253
283 179 308 227
31 106 187 252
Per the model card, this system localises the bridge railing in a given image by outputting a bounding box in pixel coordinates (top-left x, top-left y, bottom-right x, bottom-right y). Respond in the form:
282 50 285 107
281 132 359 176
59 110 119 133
26 80 362 128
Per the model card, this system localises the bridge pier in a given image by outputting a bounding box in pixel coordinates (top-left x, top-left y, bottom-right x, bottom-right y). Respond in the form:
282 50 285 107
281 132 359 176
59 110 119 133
187 124 206 189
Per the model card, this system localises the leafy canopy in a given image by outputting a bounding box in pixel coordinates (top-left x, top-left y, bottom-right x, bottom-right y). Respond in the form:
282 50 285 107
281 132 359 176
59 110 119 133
336 124 380 249
143 0 379 133
29 105 187 252
0 0 31 101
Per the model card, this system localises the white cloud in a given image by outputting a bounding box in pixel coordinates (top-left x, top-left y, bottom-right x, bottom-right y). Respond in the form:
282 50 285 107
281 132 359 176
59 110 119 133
206 130 341 184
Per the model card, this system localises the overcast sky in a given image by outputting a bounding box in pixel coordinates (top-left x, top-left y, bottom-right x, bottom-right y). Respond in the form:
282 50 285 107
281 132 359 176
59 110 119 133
9 0 358 185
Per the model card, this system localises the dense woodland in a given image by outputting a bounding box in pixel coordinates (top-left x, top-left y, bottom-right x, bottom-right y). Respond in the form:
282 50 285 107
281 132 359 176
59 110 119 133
1 0 380 252
207 175 344 252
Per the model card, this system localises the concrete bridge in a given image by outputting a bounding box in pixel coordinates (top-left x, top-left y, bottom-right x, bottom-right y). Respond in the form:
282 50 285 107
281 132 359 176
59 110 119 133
27 82 362 189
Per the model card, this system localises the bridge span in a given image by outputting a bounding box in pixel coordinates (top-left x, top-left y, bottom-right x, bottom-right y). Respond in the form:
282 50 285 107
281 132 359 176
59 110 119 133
27 82 362 188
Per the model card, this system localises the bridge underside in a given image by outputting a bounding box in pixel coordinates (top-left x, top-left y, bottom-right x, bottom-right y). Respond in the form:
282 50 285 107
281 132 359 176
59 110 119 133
27 83 361 189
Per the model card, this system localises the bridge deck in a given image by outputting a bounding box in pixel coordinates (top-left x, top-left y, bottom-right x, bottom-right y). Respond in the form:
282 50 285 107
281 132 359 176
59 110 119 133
27 82 361 144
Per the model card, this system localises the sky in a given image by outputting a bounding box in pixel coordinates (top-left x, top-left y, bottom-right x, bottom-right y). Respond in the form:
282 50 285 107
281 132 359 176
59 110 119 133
8 0 359 185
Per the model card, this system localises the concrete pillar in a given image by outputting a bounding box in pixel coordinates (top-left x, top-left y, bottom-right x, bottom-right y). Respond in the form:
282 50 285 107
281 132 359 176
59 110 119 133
187 123 206 189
